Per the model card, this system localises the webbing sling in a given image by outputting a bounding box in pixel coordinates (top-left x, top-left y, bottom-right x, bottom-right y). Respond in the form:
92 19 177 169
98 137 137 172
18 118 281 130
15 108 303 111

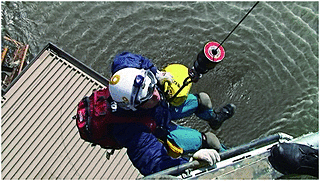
83 96 93 142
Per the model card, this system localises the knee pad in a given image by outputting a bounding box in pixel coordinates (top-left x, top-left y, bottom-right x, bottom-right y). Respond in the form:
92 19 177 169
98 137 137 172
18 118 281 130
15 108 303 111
197 92 213 111
202 132 221 150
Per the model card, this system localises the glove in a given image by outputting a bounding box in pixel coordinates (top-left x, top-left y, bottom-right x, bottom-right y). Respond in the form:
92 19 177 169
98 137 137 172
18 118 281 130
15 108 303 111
156 70 173 85
191 149 221 166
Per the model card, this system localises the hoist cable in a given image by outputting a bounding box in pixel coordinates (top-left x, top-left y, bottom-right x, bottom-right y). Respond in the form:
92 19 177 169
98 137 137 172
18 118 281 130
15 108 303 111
214 1 259 53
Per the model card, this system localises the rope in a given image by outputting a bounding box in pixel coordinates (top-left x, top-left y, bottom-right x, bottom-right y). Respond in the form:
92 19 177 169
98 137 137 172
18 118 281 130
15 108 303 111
214 1 259 53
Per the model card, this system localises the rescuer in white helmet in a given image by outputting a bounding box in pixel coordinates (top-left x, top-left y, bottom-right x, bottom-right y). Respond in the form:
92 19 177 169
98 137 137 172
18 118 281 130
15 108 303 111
108 52 235 176
109 68 159 111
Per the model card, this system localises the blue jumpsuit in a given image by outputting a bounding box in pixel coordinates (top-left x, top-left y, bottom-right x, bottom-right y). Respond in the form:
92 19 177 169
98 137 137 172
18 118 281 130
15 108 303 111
111 52 207 175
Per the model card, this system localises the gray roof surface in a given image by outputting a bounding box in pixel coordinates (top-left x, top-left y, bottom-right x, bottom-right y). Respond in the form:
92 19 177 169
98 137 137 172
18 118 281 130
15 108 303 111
1 44 142 179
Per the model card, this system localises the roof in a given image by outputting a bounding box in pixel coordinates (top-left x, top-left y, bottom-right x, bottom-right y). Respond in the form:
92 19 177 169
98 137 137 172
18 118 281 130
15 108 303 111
1 43 142 179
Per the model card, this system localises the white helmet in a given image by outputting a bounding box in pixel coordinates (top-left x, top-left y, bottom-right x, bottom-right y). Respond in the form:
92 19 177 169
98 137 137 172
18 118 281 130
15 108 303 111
109 68 157 111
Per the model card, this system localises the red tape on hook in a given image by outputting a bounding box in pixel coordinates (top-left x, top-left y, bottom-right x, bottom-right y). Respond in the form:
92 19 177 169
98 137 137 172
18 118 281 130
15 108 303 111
204 42 225 62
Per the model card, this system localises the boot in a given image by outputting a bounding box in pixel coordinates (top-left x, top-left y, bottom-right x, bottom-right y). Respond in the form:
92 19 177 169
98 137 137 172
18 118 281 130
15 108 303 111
209 104 236 130
195 92 236 130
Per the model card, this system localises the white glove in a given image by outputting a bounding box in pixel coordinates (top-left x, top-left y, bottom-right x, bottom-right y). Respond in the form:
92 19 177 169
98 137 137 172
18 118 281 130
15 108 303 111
156 70 173 85
278 133 293 141
191 149 221 166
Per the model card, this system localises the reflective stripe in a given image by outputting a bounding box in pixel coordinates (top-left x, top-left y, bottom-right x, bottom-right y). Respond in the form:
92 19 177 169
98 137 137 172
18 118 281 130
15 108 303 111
167 139 184 158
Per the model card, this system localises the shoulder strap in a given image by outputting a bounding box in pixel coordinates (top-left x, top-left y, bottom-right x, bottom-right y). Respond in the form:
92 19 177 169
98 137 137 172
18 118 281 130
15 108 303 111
83 96 92 139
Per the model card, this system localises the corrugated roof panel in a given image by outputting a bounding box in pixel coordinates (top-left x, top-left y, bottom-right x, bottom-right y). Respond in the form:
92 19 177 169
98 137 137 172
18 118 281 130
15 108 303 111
1 44 142 179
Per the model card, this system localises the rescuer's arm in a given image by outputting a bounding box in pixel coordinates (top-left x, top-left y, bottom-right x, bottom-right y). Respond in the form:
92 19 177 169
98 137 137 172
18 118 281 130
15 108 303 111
111 52 158 75
112 123 188 176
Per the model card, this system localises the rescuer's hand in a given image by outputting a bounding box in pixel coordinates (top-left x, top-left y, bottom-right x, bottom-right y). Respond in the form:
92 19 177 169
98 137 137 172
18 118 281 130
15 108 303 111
192 149 221 166
156 71 173 85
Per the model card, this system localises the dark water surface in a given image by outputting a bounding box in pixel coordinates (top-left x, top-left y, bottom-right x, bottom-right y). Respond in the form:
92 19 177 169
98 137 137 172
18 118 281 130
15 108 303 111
1 1 318 147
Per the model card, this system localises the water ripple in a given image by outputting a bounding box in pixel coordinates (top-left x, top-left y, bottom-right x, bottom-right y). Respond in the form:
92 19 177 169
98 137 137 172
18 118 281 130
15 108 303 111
1 1 318 146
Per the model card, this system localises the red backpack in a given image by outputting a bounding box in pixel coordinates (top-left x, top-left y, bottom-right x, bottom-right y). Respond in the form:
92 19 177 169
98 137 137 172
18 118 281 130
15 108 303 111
74 87 156 157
